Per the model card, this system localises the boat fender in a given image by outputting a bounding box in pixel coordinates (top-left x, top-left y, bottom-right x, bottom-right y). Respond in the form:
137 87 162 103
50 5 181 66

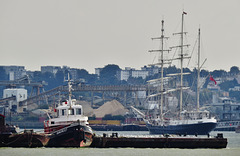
216 133 223 139
164 134 169 138
103 133 107 138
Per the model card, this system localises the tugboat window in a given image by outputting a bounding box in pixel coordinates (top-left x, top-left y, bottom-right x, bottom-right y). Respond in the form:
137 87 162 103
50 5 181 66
76 109 81 115
62 109 65 116
70 109 74 115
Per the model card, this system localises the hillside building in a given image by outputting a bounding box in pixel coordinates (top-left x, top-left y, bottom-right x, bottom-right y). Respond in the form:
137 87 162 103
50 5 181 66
41 66 61 75
1 66 26 80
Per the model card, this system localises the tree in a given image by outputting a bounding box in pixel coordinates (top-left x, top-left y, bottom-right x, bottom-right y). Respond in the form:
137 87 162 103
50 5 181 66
219 79 239 91
76 69 98 84
183 67 191 73
165 65 179 74
77 69 89 79
230 66 240 75
200 69 209 77
32 71 56 91
99 64 120 85
42 72 56 90
102 114 125 122
32 71 43 82
0 67 7 80
127 77 144 85
211 70 227 77
229 91 240 102
55 70 65 85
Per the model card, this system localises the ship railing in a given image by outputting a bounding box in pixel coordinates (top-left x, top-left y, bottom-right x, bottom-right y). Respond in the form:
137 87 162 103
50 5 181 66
216 121 240 128
97 133 212 138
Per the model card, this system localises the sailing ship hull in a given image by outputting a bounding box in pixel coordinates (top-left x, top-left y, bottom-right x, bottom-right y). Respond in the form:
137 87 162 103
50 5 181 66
46 123 93 147
147 122 217 135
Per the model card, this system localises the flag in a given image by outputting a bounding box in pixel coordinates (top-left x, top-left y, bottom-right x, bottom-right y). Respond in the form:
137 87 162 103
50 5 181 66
183 11 187 15
210 75 217 85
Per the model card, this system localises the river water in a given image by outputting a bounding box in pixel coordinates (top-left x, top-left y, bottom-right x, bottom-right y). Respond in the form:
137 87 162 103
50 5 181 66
0 131 240 156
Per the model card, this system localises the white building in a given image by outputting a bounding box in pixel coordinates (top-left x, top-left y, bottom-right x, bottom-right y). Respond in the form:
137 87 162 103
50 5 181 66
116 67 149 81
229 86 240 91
3 88 27 112
141 65 159 76
95 68 102 77
131 70 149 79
68 68 78 80
117 70 130 81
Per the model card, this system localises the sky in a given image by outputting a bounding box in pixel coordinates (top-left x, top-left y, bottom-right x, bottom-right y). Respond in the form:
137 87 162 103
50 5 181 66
0 0 239 74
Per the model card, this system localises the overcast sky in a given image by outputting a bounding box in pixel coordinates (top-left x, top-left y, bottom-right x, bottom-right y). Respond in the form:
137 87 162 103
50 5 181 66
0 0 239 73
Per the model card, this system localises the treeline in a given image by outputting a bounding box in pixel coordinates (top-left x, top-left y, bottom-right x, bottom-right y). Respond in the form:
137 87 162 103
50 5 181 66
1 65 240 92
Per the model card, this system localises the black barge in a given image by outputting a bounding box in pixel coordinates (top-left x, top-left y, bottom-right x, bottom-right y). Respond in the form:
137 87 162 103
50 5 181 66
90 133 228 148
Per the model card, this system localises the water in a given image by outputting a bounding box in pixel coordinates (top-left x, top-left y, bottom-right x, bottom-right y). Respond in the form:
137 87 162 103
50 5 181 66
1 131 240 156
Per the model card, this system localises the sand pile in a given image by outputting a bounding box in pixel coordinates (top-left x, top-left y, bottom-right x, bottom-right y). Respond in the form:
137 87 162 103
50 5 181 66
76 100 94 116
93 100 128 118
27 103 39 110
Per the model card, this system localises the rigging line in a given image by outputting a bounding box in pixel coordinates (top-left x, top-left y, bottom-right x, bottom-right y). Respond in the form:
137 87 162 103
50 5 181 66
172 18 181 34
200 35 207 67
170 46 178 65
151 52 157 65
202 89 209 104
198 73 210 89
187 38 198 67
201 73 212 103
184 72 197 107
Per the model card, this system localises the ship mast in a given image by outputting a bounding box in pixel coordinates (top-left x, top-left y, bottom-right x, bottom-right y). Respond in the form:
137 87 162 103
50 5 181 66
149 20 170 121
197 28 200 111
171 12 190 114
196 28 207 111
160 20 165 120
179 13 184 113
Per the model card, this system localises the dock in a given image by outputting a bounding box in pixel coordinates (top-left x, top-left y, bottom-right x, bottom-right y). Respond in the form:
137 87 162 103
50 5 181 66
90 133 228 148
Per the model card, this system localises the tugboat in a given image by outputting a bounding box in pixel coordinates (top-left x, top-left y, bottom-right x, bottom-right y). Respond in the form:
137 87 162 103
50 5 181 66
0 113 17 147
44 75 93 147
145 12 217 135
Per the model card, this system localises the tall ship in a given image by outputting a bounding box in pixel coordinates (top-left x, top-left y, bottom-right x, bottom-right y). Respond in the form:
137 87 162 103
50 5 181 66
44 75 93 147
145 12 217 135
